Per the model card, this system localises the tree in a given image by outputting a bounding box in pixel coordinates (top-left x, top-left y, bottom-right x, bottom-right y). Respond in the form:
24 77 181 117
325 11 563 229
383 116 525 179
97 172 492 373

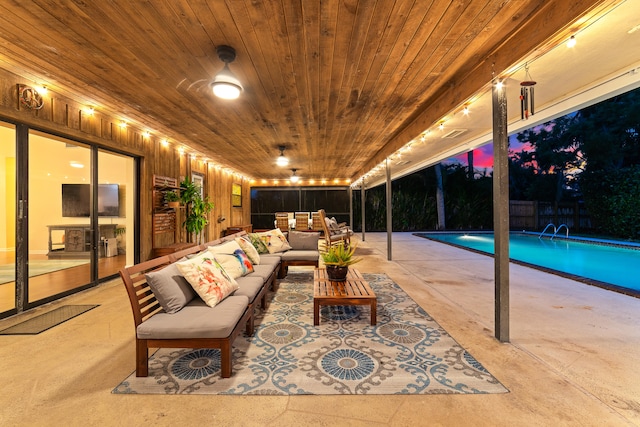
574 90 640 171
515 115 582 204
571 90 640 237
510 87 640 238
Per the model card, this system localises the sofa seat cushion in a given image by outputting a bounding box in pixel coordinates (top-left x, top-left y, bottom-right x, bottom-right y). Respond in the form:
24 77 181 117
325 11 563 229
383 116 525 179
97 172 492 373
233 276 265 303
136 295 249 339
246 264 277 281
281 250 319 262
327 231 351 241
259 254 281 267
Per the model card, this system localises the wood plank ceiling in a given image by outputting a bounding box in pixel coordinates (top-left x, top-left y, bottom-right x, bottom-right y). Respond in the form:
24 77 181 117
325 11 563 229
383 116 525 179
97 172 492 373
0 0 622 183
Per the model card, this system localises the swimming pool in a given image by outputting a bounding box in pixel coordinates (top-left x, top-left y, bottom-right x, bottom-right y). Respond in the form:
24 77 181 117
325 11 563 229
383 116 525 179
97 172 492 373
415 232 640 296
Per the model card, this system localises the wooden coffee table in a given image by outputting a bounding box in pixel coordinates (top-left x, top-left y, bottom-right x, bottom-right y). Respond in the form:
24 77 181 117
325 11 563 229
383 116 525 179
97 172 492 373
313 268 377 325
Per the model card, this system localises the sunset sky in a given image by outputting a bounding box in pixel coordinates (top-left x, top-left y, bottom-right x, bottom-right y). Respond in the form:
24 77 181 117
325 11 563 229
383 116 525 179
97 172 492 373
446 134 534 170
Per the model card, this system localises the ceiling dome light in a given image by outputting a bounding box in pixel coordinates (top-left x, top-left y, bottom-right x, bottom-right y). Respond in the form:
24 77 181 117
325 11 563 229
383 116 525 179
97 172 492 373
567 35 576 48
290 169 300 183
276 145 289 167
211 45 243 99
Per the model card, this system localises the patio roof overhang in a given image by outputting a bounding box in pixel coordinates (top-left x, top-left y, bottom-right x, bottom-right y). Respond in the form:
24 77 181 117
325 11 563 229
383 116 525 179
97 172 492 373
360 0 640 188
0 1 636 186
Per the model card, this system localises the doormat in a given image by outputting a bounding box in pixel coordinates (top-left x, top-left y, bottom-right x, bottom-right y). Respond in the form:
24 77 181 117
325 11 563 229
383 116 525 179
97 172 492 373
0 305 99 335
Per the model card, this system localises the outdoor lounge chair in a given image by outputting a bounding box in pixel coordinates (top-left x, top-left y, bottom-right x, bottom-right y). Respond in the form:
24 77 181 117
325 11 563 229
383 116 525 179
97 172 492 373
318 209 352 247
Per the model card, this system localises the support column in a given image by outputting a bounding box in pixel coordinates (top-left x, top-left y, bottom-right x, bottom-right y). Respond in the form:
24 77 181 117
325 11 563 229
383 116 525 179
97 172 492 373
348 186 353 235
493 79 510 342
386 158 392 260
360 178 366 242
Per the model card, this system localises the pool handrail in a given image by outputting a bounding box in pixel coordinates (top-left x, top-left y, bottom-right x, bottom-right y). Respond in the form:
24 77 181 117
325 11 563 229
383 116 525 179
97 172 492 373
539 223 556 239
551 224 570 240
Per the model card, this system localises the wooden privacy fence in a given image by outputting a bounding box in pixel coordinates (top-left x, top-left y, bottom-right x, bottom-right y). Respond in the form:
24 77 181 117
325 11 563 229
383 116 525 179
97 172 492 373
509 201 592 232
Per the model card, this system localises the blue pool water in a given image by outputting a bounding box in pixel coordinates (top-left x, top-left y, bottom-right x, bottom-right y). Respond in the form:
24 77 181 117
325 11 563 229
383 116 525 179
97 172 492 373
416 232 640 294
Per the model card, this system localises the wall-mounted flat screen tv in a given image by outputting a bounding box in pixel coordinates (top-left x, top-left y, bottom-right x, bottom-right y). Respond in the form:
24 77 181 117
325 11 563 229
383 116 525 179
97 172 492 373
62 184 120 217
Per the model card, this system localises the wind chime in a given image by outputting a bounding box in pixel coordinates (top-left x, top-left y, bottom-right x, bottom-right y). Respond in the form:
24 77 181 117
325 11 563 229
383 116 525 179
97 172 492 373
520 64 537 120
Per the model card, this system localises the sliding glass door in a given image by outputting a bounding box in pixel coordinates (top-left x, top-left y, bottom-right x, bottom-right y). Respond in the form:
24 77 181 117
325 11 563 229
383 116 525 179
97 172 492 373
28 132 93 303
0 124 136 318
97 149 135 279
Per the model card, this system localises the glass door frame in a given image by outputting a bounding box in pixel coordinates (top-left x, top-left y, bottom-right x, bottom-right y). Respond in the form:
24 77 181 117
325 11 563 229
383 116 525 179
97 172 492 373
10 124 139 315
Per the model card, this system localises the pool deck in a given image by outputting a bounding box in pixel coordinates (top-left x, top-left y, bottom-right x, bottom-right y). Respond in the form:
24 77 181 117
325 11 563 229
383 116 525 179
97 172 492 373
364 232 640 425
0 232 638 425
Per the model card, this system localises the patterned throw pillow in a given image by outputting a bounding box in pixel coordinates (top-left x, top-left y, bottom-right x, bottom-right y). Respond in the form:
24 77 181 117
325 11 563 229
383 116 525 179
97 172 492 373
208 241 254 279
235 236 261 265
259 228 293 254
175 251 238 308
246 232 270 254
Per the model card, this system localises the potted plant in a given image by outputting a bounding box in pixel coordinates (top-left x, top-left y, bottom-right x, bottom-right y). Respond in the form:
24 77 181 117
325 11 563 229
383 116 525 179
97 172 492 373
164 190 181 208
320 242 361 281
180 177 214 244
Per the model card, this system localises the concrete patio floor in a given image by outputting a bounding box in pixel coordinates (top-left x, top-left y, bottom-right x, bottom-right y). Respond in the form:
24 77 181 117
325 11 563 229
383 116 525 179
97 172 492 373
0 232 638 426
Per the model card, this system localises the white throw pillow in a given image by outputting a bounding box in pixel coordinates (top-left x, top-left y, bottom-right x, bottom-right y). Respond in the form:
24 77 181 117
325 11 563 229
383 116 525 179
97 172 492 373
175 251 238 308
259 228 292 253
207 241 254 279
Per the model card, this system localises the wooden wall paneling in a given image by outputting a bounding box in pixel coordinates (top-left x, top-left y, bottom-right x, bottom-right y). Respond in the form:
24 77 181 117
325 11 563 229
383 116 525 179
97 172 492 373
0 75 12 107
51 97 68 127
140 150 154 260
67 104 80 131
241 180 251 226
214 167 228 238
79 110 99 136
100 117 112 140
37 92 53 122
210 166 221 239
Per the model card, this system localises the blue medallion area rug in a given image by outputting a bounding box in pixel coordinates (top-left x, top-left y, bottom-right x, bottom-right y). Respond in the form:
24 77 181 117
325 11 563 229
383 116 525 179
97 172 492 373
113 272 508 395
